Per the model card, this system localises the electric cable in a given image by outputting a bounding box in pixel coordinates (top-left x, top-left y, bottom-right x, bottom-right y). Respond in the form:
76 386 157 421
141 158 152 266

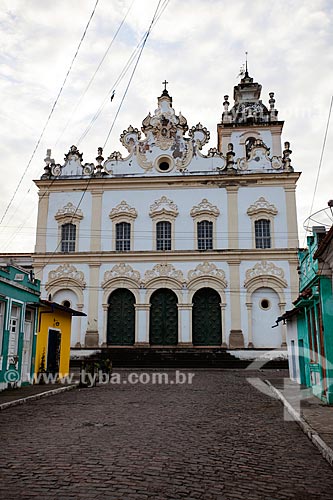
0 0 100 227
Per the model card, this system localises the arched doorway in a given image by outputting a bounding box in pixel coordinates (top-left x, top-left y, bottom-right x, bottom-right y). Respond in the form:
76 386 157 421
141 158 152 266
192 287 222 346
149 288 178 345
107 289 135 345
251 287 282 347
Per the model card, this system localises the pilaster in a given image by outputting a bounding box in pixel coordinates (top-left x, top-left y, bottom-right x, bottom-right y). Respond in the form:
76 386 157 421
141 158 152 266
35 190 49 253
226 185 239 249
85 263 100 347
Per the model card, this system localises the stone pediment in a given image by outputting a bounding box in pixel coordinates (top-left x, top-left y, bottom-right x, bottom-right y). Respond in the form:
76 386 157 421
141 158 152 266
55 202 83 222
244 261 287 288
144 263 185 284
109 201 137 221
102 264 141 286
247 197 278 217
47 264 86 288
188 262 227 287
190 199 220 218
149 196 179 219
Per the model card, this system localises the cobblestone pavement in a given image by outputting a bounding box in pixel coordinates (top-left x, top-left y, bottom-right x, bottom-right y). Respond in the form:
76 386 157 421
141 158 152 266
1 369 333 500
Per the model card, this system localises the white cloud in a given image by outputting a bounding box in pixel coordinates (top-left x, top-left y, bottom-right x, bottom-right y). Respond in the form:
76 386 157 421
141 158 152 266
0 0 332 252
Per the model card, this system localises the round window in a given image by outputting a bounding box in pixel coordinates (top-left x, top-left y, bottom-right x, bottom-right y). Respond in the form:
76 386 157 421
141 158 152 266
62 300 71 308
159 161 170 171
155 156 174 173
260 299 270 310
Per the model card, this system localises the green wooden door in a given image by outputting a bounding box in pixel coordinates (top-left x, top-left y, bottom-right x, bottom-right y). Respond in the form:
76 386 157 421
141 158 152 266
192 288 222 346
107 289 135 345
150 289 178 345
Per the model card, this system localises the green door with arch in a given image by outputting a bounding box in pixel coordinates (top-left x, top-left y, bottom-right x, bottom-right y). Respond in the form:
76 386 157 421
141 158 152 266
149 288 178 345
192 287 222 346
107 289 135 345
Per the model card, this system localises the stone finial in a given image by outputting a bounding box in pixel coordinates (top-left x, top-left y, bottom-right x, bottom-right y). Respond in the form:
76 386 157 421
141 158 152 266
269 92 275 109
283 141 293 171
223 95 229 112
95 146 104 176
42 148 54 178
226 143 235 170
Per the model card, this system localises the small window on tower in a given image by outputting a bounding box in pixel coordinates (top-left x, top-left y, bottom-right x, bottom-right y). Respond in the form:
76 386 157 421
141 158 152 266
245 137 256 159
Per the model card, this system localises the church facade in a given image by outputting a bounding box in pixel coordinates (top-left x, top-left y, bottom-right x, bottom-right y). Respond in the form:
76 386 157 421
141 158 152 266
33 71 300 350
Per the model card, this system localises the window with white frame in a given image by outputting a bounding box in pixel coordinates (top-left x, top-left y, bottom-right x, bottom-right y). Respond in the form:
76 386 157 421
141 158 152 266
197 220 213 250
8 305 20 356
61 223 76 252
116 222 131 251
255 219 271 248
0 301 5 355
55 202 83 253
156 221 172 251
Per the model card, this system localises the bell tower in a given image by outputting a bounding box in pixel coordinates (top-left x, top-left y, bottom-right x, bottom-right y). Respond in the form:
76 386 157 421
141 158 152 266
217 67 283 162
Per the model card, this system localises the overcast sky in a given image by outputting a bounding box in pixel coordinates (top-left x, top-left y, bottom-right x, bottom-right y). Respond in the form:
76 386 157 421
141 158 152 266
0 0 332 253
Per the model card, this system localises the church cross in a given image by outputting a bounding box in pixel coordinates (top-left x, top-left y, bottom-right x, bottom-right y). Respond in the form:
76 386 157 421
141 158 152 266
162 80 169 92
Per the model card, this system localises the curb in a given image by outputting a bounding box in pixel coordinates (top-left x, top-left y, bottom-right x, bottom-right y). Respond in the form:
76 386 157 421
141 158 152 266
265 380 333 467
0 385 77 411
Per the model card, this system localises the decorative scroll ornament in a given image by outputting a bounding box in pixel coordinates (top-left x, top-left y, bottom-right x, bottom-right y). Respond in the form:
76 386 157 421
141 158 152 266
247 197 278 217
55 202 83 222
271 156 283 170
108 151 124 161
188 123 210 149
47 264 86 287
144 263 185 283
188 262 228 287
206 147 225 158
149 196 179 219
102 263 141 286
244 261 287 288
120 125 141 152
190 199 220 218
109 201 138 221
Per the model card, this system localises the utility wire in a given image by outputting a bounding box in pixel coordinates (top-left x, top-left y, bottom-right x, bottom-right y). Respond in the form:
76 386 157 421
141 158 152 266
304 95 333 245
54 0 135 149
77 0 169 146
103 0 163 149
0 0 100 227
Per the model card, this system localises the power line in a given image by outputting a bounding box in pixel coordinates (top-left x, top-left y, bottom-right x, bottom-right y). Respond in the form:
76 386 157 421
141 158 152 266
304 95 333 245
77 0 169 146
0 0 100 227
54 0 136 149
103 0 164 150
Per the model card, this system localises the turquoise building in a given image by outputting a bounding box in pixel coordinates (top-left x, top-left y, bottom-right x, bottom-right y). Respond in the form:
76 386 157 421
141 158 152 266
283 227 333 404
0 265 40 390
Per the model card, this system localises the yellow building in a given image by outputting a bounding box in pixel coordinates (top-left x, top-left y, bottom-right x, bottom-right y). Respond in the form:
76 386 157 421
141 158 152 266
35 300 86 379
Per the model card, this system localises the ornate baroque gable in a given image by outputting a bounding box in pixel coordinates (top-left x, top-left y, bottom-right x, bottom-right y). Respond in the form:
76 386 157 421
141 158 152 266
190 199 220 218
47 264 86 287
188 262 227 287
109 201 138 221
149 196 179 219
102 263 141 286
244 261 287 288
55 202 83 223
247 197 278 217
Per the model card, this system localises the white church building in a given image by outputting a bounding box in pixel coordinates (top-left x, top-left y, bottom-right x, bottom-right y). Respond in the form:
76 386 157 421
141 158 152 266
33 70 300 351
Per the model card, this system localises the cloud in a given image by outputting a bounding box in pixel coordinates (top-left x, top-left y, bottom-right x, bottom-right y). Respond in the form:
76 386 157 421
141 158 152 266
0 0 332 252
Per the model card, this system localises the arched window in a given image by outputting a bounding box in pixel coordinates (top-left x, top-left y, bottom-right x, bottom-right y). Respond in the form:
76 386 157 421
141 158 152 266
156 221 171 250
197 220 213 250
255 219 271 248
61 223 76 252
245 137 256 159
115 222 131 251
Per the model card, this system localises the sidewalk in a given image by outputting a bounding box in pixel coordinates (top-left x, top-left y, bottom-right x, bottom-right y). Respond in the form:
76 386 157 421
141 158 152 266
0 383 76 410
266 378 333 467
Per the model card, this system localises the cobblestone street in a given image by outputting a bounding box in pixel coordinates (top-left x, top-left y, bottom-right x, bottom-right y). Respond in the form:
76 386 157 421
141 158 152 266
1 369 333 499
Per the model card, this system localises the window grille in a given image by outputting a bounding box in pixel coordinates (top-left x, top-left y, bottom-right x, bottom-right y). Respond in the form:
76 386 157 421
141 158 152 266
116 222 131 251
197 220 213 250
255 219 271 248
156 221 172 250
61 223 76 252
